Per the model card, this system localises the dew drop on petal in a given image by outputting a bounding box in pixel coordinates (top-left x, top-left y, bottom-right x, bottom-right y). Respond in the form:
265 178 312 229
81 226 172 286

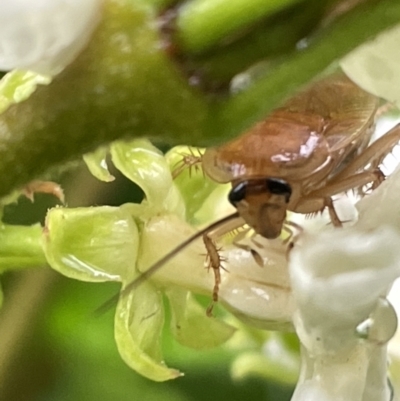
355 298 398 345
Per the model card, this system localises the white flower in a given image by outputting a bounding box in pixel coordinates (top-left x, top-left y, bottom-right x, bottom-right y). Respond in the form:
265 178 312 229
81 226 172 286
290 219 400 401
0 0 102 74
341 23 400 108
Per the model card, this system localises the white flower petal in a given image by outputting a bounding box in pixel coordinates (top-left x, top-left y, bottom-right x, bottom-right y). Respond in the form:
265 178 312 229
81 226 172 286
357 165 400 231
139 214 292 329
288 163 400 401
290 226 400 353
0 0 102 74
341 24 400 107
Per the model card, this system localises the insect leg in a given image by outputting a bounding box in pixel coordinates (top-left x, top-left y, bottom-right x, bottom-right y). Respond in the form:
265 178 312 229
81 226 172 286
202 216 245 316
296 170 384 225
172 147 204 179
308 170 385 199
294 196 342 227
203 234 223 317
231 227 251 249
325 197 342 227
95 212 240 316
231 227 274 268
331 123 400 182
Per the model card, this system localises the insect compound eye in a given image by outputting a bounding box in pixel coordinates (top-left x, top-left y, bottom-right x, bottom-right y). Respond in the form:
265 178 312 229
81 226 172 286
266 178 292 203
228 181 247 205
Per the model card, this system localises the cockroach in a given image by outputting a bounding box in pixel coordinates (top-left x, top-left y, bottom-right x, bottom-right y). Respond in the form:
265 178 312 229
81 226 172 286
97 72 400 315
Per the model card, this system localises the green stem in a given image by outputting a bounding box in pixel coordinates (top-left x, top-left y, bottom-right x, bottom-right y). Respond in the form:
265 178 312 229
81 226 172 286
205 0 400 141
187 0 329 84
0 0 208 198
146 0 179 11
0 224 46 271
0 0 399 199
175 0 303 53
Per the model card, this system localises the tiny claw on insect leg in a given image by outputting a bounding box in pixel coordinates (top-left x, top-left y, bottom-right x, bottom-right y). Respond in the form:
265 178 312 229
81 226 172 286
206 302 215 317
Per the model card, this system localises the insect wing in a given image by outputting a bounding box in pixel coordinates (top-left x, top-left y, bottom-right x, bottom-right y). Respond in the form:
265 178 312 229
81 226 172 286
284 73 379 153
203 73 379 183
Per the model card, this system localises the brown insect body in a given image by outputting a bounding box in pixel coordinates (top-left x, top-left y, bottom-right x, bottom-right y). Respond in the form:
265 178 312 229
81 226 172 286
203 74 379 238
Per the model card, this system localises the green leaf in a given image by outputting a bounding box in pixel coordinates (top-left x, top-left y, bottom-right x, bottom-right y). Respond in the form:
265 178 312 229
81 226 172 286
43 206 139 282
166 288 236 349
115 280 182 382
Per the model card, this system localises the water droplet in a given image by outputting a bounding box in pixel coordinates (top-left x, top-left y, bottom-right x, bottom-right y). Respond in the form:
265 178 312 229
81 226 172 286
355 298 397 345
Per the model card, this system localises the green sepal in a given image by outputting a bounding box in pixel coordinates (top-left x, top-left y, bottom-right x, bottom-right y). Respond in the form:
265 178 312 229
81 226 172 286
166 288 236 349
115 280 182 382
165 146 222 224
111 140 185 218
43 206 139 282
83 146 115 182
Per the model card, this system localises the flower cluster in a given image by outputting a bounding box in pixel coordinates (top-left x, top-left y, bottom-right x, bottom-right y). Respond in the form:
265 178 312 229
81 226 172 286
41 136 400 401
43 140 298 382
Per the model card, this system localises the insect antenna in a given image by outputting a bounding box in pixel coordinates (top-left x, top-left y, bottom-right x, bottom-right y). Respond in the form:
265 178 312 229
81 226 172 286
94 212 240 316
